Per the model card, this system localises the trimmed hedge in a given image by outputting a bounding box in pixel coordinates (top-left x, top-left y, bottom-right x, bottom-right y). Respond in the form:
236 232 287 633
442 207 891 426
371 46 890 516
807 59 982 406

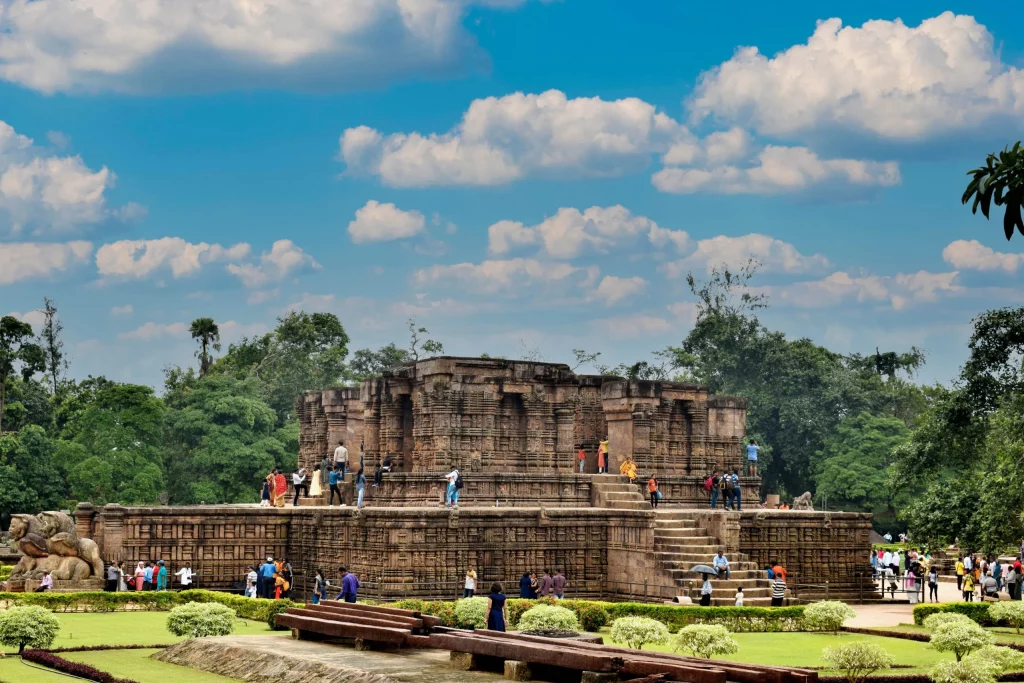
0 565 12 582
22 649 140 683
389 598 804 633
913 603 996 627
0 589 298 622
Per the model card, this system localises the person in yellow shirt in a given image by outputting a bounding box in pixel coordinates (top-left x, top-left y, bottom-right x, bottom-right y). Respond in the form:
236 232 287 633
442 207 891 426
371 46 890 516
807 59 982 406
619 456 637 482
962 572 975 602
955 558 965 592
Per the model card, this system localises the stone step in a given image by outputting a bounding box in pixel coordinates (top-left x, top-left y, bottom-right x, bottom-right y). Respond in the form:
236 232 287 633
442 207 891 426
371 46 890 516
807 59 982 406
655 552 761 565
602 491 646 501
594 483 641 493
658 564 763 578
606 502 651 511
653 519 698 528
653 529 709 539
654 543 721 554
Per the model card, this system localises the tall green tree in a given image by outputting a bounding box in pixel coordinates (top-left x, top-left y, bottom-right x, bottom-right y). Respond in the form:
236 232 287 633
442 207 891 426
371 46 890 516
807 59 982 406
348 343 410 382
38 298 67 395
963 141 1024 239
0 426 64 525
0 316 45 433
163 373 292 504
60 383 166 505
189 317 220 376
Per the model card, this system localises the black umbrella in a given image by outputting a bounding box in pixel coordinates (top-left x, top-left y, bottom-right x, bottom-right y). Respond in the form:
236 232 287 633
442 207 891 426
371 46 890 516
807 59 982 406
690 564 717 574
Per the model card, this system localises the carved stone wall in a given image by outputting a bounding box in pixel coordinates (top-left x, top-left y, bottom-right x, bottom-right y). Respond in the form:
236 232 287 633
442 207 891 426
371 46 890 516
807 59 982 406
299 358 749 492
82 504 872 601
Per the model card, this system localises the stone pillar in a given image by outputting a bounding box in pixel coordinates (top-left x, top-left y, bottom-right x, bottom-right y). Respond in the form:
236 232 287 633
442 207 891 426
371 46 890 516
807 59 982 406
100 504 126 563
74 502 95 540
504 660 532 681
554 406 575 472
600 381 659 474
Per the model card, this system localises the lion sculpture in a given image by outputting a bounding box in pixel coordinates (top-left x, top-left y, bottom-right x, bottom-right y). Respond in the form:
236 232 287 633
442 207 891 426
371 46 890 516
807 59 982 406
792 492 814 511
8 511 104 584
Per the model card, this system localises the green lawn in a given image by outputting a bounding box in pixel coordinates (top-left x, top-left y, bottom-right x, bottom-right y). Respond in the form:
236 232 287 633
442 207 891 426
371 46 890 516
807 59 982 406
873 623 1024 645
601 630 958 674
0 649 239 683
0 611 275 654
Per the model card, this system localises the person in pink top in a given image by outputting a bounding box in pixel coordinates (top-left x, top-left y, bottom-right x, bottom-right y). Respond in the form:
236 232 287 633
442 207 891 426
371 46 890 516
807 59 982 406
538 570 554 597
134 562 145 591
552 570 567 599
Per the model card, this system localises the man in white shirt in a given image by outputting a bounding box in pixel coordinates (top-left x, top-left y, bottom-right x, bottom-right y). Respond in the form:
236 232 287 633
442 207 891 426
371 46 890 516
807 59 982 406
333 441 349 480
246 565 258 598
964 555 974 572
713 551 730 580
175 562 193 587
445 469 460 507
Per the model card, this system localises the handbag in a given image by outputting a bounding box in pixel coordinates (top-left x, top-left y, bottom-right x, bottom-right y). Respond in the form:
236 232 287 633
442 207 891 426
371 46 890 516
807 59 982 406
656 491 663 500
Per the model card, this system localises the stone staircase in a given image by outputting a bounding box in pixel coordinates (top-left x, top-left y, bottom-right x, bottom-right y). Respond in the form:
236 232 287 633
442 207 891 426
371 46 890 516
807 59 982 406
591 476 650 510
653 510 772 606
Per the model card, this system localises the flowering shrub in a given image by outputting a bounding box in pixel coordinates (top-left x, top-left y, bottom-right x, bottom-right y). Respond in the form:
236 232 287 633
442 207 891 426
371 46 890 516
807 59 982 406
21 649 139 683
924 613 975 631
610 616 669 650
988 602 1024 635
517 605 579 632
929 658 998 683
929 620 995 661
454 597 488 629
673 624 738 659
802 601 856 634
0 604 60 653
165 602 236 638
821 642 895 683
964 645 1024 675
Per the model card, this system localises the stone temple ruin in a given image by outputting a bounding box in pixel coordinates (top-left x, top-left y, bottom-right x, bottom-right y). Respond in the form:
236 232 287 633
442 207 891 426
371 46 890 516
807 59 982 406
31 358 874 604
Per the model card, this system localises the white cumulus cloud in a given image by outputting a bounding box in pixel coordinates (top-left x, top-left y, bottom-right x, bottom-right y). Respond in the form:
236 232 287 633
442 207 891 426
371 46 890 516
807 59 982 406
0 240 93 284
761 270 962 310
413 258 591 294
0 121 130 234
226 239 319 287
691 12 1024 140
942 239 1024 272
590 314 674 340
96 237 251 279
487 205 689 258
0 0 538 94
660 233 829 276
341 90 687 187
348 200 425 243
6 308 47 329
592 275 647 306
118 321 189 341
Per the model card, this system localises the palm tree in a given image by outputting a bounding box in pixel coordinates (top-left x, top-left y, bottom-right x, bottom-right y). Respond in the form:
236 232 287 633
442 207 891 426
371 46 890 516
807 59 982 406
189 317 221 376
963 141 1024 240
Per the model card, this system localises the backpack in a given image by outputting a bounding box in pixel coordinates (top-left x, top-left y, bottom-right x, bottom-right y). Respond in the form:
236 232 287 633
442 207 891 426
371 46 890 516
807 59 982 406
454 473 464 489
725 476 735 492
718 476 728 492
703 476 714 492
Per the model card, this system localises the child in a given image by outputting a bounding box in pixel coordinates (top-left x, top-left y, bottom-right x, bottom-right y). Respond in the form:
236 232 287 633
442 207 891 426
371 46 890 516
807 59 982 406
963 572 975 602
734 586 744 606
260 477 271 507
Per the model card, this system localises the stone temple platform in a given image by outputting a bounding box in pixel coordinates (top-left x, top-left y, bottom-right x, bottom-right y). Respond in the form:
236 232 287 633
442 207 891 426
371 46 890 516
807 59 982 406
67 358 876 605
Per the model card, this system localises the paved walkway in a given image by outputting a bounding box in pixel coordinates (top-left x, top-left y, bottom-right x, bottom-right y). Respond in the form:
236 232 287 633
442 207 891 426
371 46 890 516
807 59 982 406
849 576 968 627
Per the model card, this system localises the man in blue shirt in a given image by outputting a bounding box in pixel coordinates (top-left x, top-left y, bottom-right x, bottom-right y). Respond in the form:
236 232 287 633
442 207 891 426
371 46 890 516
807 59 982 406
328 468 342 507
713 551 730 580
261 557 277 598
336 566 359 603
745 440 759 477
143 562 154 591
156 560 168 591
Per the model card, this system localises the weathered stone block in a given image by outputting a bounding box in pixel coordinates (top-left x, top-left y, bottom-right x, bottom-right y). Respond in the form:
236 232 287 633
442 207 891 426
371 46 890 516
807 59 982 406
450 651 480 670
581 673 619 683
504 660 533 681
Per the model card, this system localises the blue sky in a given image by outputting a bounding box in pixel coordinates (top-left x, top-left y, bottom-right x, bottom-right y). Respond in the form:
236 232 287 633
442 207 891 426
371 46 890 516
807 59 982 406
2 0 1024 389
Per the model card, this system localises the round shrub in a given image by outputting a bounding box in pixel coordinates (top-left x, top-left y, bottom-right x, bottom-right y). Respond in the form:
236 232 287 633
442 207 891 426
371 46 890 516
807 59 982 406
572 602 609 632
673 624 738 659
822 642 895 683
0 605 60 653
454 597 488 629
930 620 995 662
517 605 579 632
988 601 1024 634
610 616 670 650
930 658 998 683
924 612 975 631
166 602 236 638
965 646 1024 675
802 600 856 634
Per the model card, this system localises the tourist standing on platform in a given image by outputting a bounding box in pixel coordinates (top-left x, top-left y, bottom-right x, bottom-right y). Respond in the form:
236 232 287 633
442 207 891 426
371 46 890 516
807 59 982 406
246 565 258 598
553 570 566 599
700 573 713 606
539 569 554 597
648 475 660 508
261 558 277 598
143 561 155 590
334 441 349 479
273 468 287 508
320 454 331 486
310 465 323 498
106 562 119 592
1007 565 1019 601
338 567 360 603
519 571 533 598
487 583 508 631
156 560 168 591
928 567 939 602
261 475 271 506
598 440 608 473
292 468 308 506
134 562 145 591
328 467 342 506
771 575 786 606
734 587 744 606
175 562 193 588
706 470 720 509
356 468 367 508
745 440 759 477
312 569 326 604
374 454 393 487
445 468 462 507
464 569 477 598
282 560 294 598
117 562 128 591
578 448 586 473
729 470 742 511
963 571 976 602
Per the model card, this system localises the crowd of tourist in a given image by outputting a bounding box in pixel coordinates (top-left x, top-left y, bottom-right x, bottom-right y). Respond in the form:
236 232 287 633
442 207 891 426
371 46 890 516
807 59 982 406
871 546 1024 603
101 559 193 592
